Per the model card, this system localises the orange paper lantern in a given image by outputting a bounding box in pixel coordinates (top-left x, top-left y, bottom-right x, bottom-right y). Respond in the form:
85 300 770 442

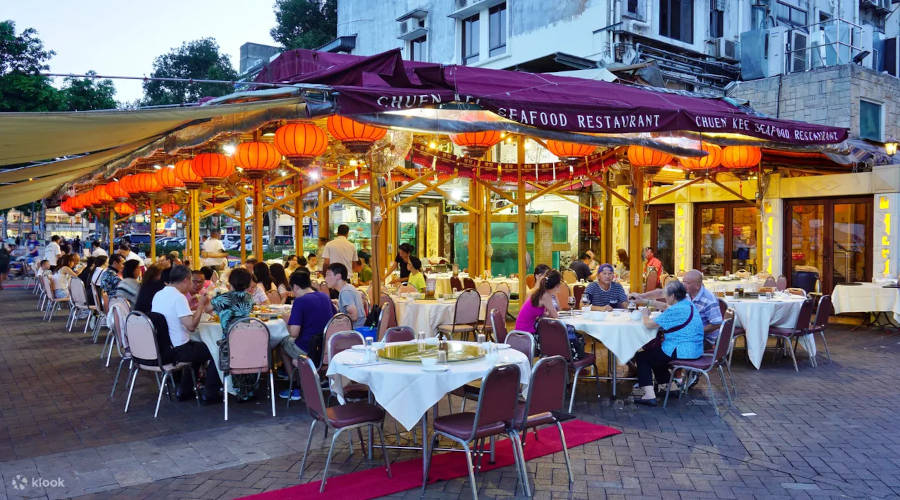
118 175 141 195
545 139 596 160
156 165 185 191
274 122 328 167
174 159 203 189
679 143 723 170
721 145 762 169
627 145 673 167
132 172 162 194
93 185 113 204
327 115 387 153
234 142 282 178
104 181 129 201
450 130 502 158
159 202 180 217
114 202 135 215
191 153 235 185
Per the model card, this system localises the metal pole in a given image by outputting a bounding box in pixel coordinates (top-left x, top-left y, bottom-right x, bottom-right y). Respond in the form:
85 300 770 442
108 210 115 253
149 199 156 260
190 189 200 270
239 200 247 264
517 138 528 301
629 168 644 292
253 178 265 260
370 170 382 303
294 175 304 258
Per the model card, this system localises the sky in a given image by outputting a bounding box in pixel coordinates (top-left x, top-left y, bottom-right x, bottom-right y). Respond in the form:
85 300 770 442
5 0 279 104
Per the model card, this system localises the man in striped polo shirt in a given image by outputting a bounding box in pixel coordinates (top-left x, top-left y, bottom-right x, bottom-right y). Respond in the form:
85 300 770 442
584 263 629 311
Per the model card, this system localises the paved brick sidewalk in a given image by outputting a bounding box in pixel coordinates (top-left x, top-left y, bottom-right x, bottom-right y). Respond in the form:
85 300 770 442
1 285 898 499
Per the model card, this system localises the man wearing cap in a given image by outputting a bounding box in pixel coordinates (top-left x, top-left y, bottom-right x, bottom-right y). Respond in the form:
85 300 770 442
584 263 629 311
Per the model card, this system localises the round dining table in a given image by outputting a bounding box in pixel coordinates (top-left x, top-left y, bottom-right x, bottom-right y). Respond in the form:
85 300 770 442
392 296 488 336
560 310 657 397
724 295 814 369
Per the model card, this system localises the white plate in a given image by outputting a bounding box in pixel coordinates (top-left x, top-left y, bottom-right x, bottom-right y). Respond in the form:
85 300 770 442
350 345 367 351
422 365 449 372
495 344 510 349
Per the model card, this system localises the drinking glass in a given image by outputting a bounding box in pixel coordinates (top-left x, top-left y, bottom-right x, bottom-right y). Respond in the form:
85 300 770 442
437 350 448 364
365 337 374 362
477 333 486 344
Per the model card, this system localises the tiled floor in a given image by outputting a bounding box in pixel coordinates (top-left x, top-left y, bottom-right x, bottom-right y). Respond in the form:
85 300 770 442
1 284 898 499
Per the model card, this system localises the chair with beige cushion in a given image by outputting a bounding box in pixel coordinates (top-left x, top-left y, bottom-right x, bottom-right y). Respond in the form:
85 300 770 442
224 318 276 421
437 289 481 341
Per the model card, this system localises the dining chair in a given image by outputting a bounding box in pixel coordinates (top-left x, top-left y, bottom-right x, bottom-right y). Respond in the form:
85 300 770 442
536 318 597 412
775 275 788 291
437 289 481 341
510 355 573 496
561 270 577 284
103 297 131 366
556 283 572 311
376 300 397 341
108 300 132 399
644 269 659 292
808 294 833 363
123 311 198 418
326 331 369 403
479 291 509 340
462 277 477 290
663 317 737 416
475 281 492 296
786 287 807 296
40 275 70 322
423 363 524 500
763 276 776 287
766 297 816 372
66 278 94 333
572 285 585 308
318 281 331 295
383 325 414 342
449 276 464 292
506 330 536 363
224 318 276 421
495 282 511 296
90 282 109 344
286 313 353 408
295 355 391 492
489 308 509 344
525 274 536 290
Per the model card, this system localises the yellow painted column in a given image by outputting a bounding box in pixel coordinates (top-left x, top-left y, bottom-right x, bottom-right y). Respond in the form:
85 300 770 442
318 189 329 241
239 199 247 264
369 170 382 302
629 168 644 292
467 178 482 276
294 175 303 257
108 210 115 254
484 184 492 274
149 198 157 260
517 139 527 301
252 178 264 260
190 189 200 270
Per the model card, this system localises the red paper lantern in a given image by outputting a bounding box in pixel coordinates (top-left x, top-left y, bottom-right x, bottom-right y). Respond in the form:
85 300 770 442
104 181 129 201
174 159 203 189
191 153 235 185
234 142 282 178
156 165 185 191
326 115 387 153
450 130 502 158
118 175 141 196
721 145 762 169
627 145 673 167
679 143 722 170
93 185 113 205
114 202 135 215
132 172 162 194
545 140 596 159
274 122 328 167
159 202 180 217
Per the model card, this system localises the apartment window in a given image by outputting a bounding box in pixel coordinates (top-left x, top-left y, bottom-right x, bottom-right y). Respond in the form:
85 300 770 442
709 0 724 39
859 100 882 141
627 0 640 13
488 3 507 57
775 1 807 27
659 0 693 44
409 36 427 62
462 14 480 65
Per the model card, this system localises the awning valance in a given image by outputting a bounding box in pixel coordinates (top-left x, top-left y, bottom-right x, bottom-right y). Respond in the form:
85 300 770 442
255 49 848 146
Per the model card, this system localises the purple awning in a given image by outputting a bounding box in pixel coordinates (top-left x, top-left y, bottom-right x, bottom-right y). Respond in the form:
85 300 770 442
256 49 847 145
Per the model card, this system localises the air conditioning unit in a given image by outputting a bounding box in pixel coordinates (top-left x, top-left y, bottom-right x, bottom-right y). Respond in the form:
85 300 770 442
766 26 788 77
789 30 808 73
398 18 418 36
708 37 739 61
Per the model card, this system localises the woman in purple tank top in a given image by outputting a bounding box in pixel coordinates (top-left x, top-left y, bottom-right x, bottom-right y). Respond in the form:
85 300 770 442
515 269 563 333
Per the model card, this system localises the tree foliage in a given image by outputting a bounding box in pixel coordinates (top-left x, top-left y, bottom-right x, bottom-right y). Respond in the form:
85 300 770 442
141 38 238 106
270 0 337 50
0 20 61 112
60 71 117 111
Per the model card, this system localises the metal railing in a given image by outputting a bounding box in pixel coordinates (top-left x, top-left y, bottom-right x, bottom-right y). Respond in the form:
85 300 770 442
784 18 871 74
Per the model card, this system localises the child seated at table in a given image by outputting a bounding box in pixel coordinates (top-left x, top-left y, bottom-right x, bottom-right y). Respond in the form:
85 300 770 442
407 256 426 293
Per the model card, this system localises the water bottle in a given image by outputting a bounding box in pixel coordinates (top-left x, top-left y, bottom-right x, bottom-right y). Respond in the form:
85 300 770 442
365 336 374 362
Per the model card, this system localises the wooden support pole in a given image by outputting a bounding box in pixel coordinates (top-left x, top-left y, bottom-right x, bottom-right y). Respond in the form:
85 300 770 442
484 185 492 274
318 189 329 242
294 175 303 258
108 210 115 254
189 189 200 270
468 178 482 276
239 200 247 264
149 198 156 260
629 168 645 292
252 177 264 260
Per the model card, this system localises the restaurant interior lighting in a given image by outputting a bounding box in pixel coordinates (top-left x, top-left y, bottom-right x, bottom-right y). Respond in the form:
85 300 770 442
886 138 898 156
661 166 682 173
428 141 437 149
222 143 236 155
349 159 359 167
451 189 462 200
153 164 161 170
309 170 320 180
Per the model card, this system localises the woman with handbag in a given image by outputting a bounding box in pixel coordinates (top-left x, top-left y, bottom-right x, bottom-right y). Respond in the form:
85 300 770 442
633 280 704 407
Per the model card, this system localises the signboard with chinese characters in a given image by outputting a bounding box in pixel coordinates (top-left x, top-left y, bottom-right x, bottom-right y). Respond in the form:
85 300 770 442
873 193 900 279
761 199 783 277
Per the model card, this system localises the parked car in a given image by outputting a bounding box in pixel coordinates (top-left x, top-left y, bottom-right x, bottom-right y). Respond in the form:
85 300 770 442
122 233 152 253
264 235 293 250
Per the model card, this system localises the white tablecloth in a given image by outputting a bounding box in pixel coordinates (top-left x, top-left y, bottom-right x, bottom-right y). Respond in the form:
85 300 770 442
560 310 657 364
393 296 488 336
704 278 765 293
327 342 531 430
192 317 290 385
831 283 900 316
431 275 520 297
725 297 814 369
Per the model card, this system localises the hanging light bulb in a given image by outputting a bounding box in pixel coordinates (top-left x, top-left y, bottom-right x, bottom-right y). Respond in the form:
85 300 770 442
309 170 320 180
222 143 236 155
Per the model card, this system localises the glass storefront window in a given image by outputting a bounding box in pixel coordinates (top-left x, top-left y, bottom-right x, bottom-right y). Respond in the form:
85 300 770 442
833 202 868 284
695 203 758 276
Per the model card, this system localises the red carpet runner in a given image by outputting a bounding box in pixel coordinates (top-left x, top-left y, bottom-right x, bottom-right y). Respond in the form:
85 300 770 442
240 419 620 500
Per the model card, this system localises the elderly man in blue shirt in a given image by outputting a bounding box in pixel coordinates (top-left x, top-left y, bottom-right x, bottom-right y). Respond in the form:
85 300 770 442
584 263 629 310
629 269 722 344
633 280 705 406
